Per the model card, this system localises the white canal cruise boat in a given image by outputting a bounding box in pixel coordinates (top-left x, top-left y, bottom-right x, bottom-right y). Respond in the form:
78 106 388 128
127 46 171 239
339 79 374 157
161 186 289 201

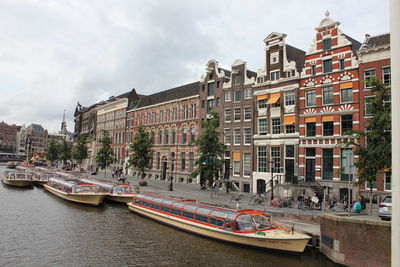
79 178 136 203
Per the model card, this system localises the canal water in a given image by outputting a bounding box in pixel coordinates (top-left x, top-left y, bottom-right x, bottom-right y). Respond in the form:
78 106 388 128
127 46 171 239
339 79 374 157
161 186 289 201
0 164 338 267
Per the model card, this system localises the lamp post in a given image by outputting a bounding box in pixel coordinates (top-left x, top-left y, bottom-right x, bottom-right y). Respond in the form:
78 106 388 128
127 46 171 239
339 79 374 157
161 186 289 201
269 159 275 201
170 158 175 191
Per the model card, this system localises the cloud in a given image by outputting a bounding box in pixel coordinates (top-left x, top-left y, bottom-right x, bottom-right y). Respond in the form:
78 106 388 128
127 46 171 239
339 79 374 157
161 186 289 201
0 0 390 133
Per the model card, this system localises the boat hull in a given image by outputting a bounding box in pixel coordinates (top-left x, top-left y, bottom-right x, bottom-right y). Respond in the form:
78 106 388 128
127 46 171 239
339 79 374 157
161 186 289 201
44 184 105 206
106 194 134 203
33 180 48 186
2 179 33 187
128 204 310 253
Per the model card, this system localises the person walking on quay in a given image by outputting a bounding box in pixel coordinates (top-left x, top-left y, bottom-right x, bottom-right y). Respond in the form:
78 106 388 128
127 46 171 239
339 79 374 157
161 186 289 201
112 167 115 179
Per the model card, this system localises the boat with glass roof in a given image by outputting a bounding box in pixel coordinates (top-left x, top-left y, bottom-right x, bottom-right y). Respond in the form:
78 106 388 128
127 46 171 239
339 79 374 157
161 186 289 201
79 178 136 203
44 177 106 206
7 161 20 169
1 170 34 187
32 170 56 186
127 193 311 253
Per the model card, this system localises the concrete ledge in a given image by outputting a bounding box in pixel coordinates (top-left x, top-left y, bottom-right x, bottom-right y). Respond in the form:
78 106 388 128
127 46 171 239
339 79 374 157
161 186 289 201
320 213 391 226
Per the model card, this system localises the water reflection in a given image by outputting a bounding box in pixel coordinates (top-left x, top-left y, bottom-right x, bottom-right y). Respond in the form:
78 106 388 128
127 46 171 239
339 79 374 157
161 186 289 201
0 164 338 267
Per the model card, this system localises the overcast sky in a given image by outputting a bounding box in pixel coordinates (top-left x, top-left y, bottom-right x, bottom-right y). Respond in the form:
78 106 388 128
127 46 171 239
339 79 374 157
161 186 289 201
0 0 389 133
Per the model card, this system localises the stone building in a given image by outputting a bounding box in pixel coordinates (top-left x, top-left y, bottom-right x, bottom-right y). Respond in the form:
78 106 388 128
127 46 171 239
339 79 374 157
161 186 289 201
357 33 391 201
0 121 21 153
298 12 361 201
126 82 199 184
25 124 48 159
252 32 305 195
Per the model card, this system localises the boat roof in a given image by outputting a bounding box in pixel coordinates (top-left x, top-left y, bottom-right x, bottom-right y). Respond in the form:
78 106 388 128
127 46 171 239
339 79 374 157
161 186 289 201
49 177 95 188
79 178 131 190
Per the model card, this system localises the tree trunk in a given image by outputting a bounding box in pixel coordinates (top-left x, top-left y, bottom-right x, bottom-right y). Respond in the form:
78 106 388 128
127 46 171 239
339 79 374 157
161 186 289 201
369 186 373 214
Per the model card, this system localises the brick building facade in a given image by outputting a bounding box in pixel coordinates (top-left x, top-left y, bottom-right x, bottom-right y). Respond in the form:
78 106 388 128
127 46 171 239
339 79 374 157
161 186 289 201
0 121 21 153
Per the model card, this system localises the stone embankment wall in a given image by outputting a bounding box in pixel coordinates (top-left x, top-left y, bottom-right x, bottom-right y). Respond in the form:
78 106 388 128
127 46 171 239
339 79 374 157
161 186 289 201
320 214 390 267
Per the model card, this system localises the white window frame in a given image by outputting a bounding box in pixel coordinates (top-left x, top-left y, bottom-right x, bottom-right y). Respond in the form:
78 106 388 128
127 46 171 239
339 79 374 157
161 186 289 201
224 129 231 145
243 154 251 177
271 118 281 134
244 88 252 99
340 88 353 103
224 91 232 102
234 90 241 102
384 171 392 191
284 91 295 106
224 109 232 123
364 69 376 89
244 107 251 121
382 66 391 85
270 70 280 81
234 76 241 85
233 160 240 176
234 108 241 122
233 128 241 145
270 51 279 64
364 96 374 117
258 119 267 135
243 128 251 145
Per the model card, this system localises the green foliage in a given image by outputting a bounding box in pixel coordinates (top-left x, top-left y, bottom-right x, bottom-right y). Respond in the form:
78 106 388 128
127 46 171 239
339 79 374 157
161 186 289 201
59 139 72 163
96 130 114 171
190 110 225 184
72 134 89 165
343 77 391 186
128 125 153 177
46 140 60 163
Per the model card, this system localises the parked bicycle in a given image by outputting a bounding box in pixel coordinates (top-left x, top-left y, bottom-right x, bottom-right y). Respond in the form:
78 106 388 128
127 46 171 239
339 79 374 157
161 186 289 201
248 193 268 206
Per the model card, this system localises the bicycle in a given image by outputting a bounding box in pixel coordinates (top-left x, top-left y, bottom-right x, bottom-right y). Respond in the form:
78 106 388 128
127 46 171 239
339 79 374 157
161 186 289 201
248 193 268 206
334 199 348 212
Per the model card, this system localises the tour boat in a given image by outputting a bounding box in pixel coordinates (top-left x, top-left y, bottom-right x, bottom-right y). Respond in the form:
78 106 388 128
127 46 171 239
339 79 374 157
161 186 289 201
44 177 106 206
79 178 136 203
7 161 19 169
32 171 55 186
1 170 34 187
127 194 311 253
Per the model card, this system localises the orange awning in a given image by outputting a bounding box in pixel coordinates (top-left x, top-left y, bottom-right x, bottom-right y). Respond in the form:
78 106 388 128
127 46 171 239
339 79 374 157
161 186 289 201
267 92 280 104
322 115 334 122
305 117 316 123
232 152 241 161
257 94 268 100
340 82 353 89
283 115 296 125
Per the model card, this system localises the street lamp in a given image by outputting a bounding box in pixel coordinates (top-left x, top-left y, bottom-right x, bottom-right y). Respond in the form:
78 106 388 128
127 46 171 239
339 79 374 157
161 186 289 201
269 159 275 201
170 158 175 191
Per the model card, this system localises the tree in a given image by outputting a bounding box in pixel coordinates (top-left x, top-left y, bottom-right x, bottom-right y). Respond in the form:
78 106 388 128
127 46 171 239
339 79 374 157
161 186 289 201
96 130 114 176
59 139 72 165
128 125 153 180
343 78 391 213
190 110 225 193
47 140 60 166
72 133 89 170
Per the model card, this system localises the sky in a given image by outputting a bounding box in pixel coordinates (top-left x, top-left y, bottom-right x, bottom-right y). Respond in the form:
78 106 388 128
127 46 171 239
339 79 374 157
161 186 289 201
0 0 390 133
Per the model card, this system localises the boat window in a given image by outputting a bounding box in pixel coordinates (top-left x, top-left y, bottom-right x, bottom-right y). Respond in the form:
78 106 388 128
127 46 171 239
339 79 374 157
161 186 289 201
161 206 170 213
210 217 224 227
183 204 197 213
144 196 154 202
152 204 160 210
143 201 151 207
172 202 185 209
162 199 174 206
171 208 182 216
235 214 255 232
224 219 233 231
252 213 273 230
114 185 133 194
196 207 213 215
183 211 194 219
210 210 229 218
152 198 163 204
195 214 209 223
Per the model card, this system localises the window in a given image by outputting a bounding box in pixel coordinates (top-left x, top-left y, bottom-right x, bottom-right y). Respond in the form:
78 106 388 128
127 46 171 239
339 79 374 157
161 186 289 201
233 160 240 176
364 69 376 89
191 104 196 118
243 154 251 176
244 128 251 145
234 108 241 121
208 82 215 96
164 129 169 144
181 152 186 171
244 108 251 121
271 118 281 134
224 129 231 144
271 147 281 173
234 91 241 102
364 97 374 116
182 128 187 144
190 127 195 142
306 122 316 136
258 147 267 172
189 152 194 172
323 38 331 51
306 148 316 157
341 88 352 103
259 119 267 135
286 125 295 134
157 152 161 170
384 172 391 191
258 99 267 109
270 52 279 64
341 149 353 181
286 145 294 158
322 149 333 180
234 129 241 145
306 89 316 106
158 130 162 144
234 76 241 85
323 59 332 73
285 91 295 106
341 114 353 135
383 67 391 85
244 88 252 99
224 109 232 122
339 59 345 70
171 129 176 144
270 70 280 81
207 99 214 111
311 65 316 75
323 121 334 136
323 86 333 105
224 92 232 102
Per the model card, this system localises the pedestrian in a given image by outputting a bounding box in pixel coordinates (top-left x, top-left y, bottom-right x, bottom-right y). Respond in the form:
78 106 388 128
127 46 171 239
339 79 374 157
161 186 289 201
359 196 366 210
118 173 126 183
112 168 115 179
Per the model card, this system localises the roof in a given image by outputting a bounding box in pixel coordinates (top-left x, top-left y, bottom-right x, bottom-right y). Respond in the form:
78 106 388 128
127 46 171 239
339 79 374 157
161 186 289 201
286 44 306 72
132 81 199 109
218 67 231 77
343 34 362 58
246 69 257 78
361 33 390 49
27 124 45 131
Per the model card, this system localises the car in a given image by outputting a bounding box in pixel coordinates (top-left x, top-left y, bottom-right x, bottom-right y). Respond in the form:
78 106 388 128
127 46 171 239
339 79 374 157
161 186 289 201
378 196 392 221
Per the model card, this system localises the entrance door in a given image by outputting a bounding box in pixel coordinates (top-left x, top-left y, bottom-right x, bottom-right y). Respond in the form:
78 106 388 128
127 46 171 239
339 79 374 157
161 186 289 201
162 161 167 180
285 159 295 183
305 159 315 182
340 188 353 203
256 179 266 194
224 159 230 179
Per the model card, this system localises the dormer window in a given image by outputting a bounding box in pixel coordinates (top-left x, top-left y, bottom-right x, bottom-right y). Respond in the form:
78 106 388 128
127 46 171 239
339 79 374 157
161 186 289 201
234 76 241 85
323 38 332 51
270 70 280 81
270 52 279 64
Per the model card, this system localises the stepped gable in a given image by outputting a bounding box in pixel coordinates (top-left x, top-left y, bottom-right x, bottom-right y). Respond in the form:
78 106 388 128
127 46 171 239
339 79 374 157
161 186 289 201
286 44 306 72
135 81 199 109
